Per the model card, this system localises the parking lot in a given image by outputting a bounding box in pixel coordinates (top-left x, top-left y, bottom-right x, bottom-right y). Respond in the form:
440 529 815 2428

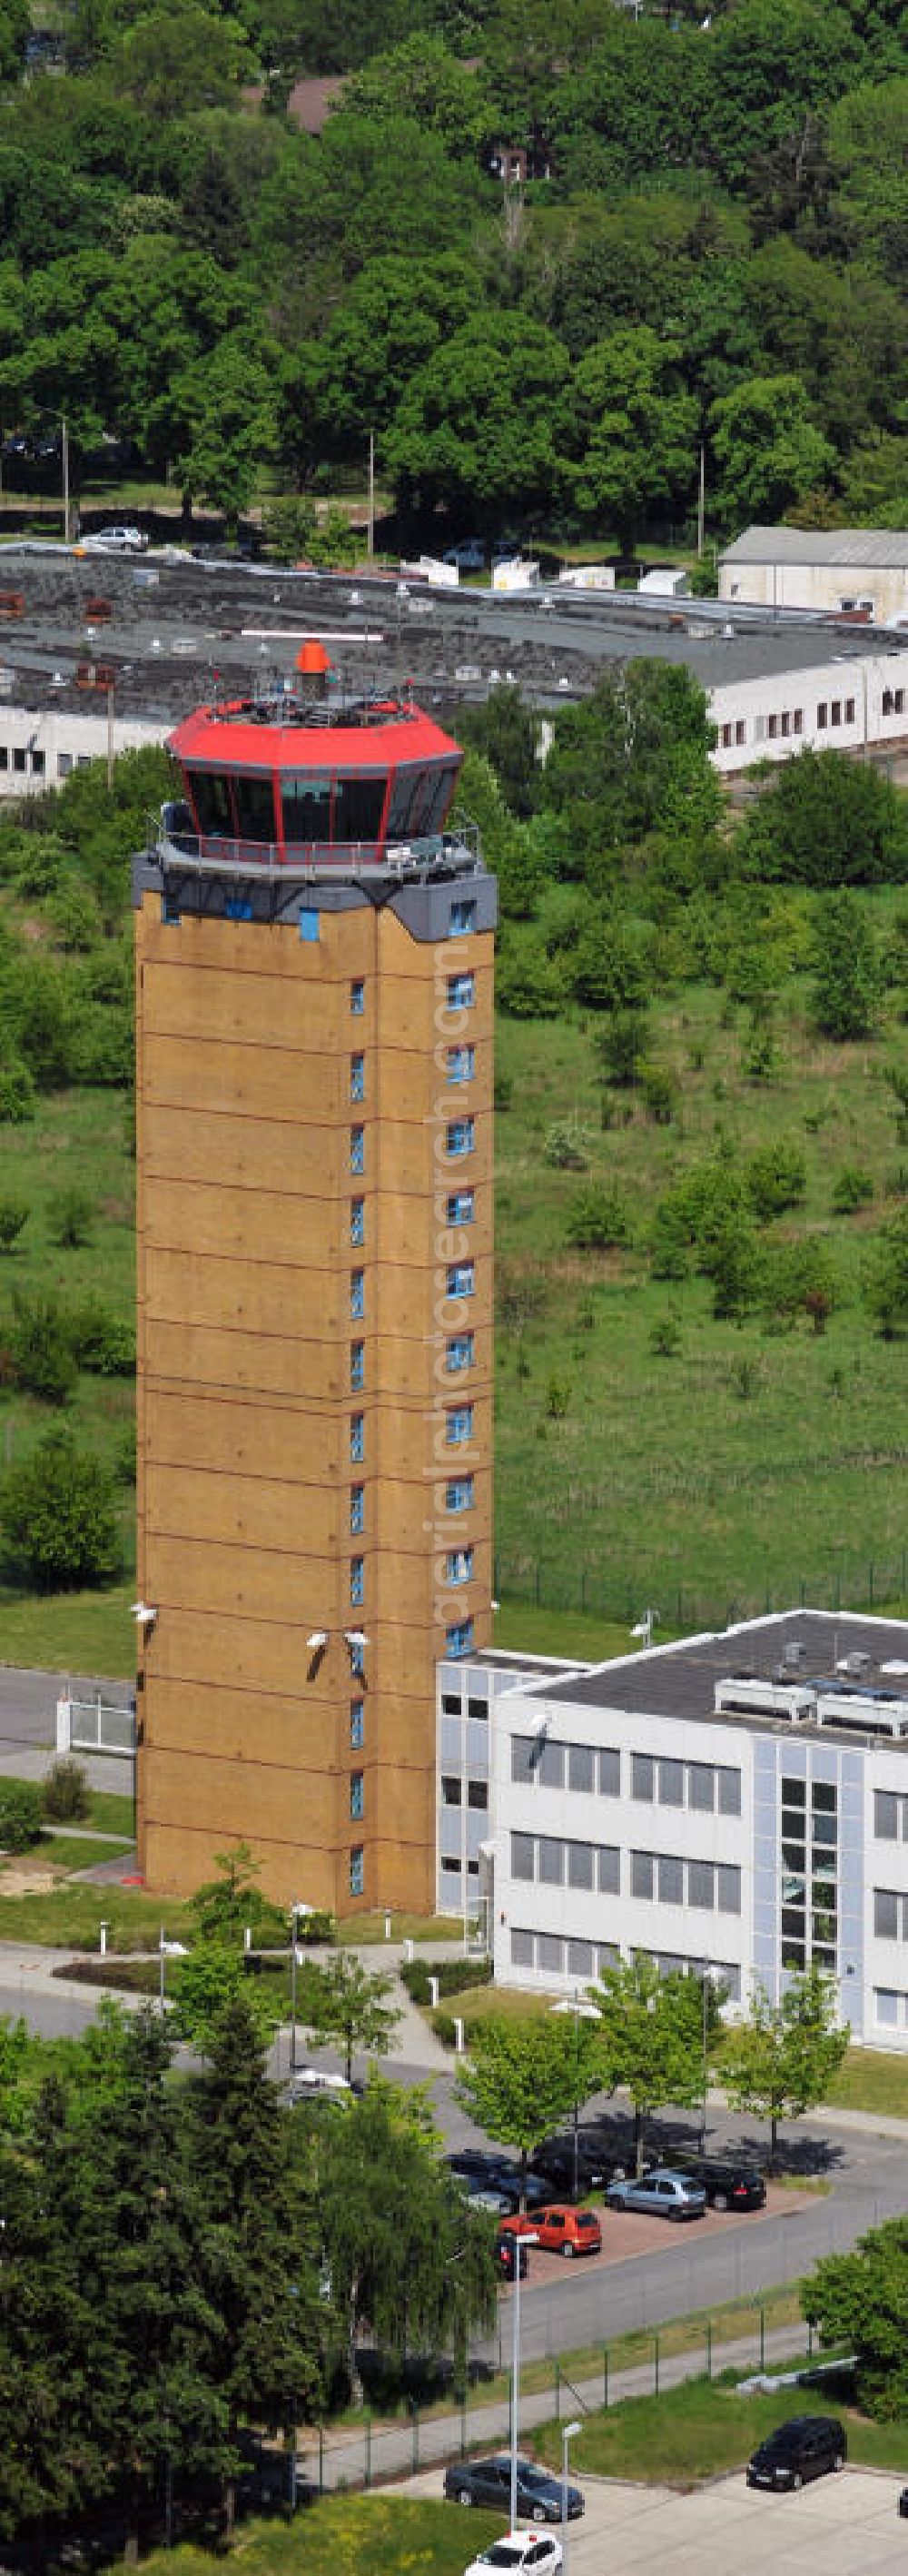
499 2184 815 2289
389 2465 908 2574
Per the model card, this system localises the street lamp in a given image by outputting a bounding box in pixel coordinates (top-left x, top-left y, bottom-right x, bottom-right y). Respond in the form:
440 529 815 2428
561 2420 582 2576
549 1994 600 2200
290 1900 313 2076
698 1967 720 2158
509 2229 538 2531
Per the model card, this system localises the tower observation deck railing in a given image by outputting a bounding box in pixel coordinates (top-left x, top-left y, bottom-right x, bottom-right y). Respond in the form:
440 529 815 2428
150 814 483 882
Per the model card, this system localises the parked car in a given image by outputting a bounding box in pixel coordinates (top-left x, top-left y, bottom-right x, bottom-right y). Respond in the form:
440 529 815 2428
284 2066 352 2103
444 2456 583 2520
446 2155 551 2213
442 539 486 571
464 2535 562 2576
897 2485 908 2517
530 2135 609 2197
605 2167 706 2221
82 523 148 552
746 2415 846 2490
675 2155 766 2213
494 2228 528 2281
501 2204 602 2260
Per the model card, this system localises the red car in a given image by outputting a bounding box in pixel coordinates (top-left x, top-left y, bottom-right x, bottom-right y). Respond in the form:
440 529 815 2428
500 2204 602 2259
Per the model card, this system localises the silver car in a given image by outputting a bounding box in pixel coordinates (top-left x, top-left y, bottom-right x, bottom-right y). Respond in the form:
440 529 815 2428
605 2166 706 2220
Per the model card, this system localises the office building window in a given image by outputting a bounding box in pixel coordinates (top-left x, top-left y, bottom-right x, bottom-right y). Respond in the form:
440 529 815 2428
350 1342 364 1392
721 723 732 749
568 1940 594 1977
568 1841 594 1890
447 1189 475 1225
350 1197 365 1247
349 1636 365 1677
446 1118 475 1158
350 1557 364 1608
350 978 365 1015
511 1927 535 1967
831 699 842 726
350 1052 365 1103
450 899 476 936
447 1045 475 1084
447 1263 475 1299
658 1759 684 1808
511 1832 534 1880
468 1779 488 1810
446 1618 474 1657
350 1700 364 1749
57 752 73 778
12 747 26 773
875 1988 899 2026
658 1854 684 1904
767 712 778 739
632 1754 654 1802
30 749 44 776
446 1404 473 1446
718 1767 742 1817
446 1547 473 1585
688 1764 716 1813
350 1771 364 1820
793 708 804 734
350 1125 365 1174
599 1748 620 1796
538 1739 564 1788
538 1838 565 1886
845 698 855 722
599 1847 620 1892
350 1846 364 1897
350 1269 365 1322
350 1484 364 1536
717 1865 741 1914
448 973 475 1009
631 1850 654 1900
350 1412 364 1464
875 1791 902 1839
441 1776 462 1808
735 719 746 745
538 1933 564 1974
817 702 827 728
511 1738 535 1784
468 1695 487 1721
568 1744 595 1794
447 1333 475 1373
875 1888 902 1939
446 1475 474 1512
687 1860 715 1908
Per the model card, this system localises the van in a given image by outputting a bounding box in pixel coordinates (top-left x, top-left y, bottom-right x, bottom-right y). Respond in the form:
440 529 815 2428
746 2414 846 2490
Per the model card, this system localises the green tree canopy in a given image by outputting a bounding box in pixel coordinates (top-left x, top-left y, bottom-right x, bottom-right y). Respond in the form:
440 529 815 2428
317 2076 498 2398
720 1967 849 2165
0 1428 122 1591
296 1952 400 2085
558 325 698 550
803 2215 908 2418
383 311 569 520
710 372 836 528
454 2010 600 2202
588 1953 706 2174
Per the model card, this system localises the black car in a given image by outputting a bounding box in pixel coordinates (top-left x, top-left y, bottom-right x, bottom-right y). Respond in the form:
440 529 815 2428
675 2155 766 2213
530 2135 609 2198
447 2154 552 2213
443 2456 584 2519
746 2415 846 2491
494 2228 528 2281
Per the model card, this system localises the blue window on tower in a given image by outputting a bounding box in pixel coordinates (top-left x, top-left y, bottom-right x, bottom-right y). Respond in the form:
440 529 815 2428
350 1198 365 1247
350 1484 364 1536
447 1333 475 1373
448 972 475 1009
350 1269 365 1321
447 1547 473 1585
447 1045 475 1085
350 1126 365 1174
299 907 319 944
350 1846 364 1897
350 978 365 1016
350 1557 364 1608
447 1189 475 1226
350 1342 364 1392
446 1619 474 1659
350 1771 364 1820
163 891 181 926
350 1412 364 1463
350 1053 365 1103
446 1119 474 1159
447 1475 474 1512
350 1700 365 1749
447 1263 475 1299
450 900 476 937
446 1404 474 1446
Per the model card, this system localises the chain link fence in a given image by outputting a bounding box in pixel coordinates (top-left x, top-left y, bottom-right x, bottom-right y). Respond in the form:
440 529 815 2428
494 1550 908 1635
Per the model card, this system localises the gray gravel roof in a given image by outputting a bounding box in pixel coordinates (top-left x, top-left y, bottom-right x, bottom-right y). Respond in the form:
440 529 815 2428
540 1610 908 1726
721 526 908 570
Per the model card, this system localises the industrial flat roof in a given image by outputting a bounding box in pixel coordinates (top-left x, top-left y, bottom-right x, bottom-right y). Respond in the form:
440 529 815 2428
538 1610 908 1728
721 527 908 570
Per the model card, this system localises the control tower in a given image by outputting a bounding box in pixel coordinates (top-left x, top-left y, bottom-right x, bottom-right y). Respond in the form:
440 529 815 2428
133 653 496 1913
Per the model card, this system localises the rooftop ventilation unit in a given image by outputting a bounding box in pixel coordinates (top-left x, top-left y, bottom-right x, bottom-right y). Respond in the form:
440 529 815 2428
784 1640 806 1669
715 1676 815 1723
835 1651 872 1678
816 1689 908 1739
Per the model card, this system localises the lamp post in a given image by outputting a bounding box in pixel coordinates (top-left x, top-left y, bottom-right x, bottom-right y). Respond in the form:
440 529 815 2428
509 2230 538 2531
159 1924 166 2014
289 1901 313 2077
699 1967 717 2158
561 2420 581 2576
549 1993 600 2200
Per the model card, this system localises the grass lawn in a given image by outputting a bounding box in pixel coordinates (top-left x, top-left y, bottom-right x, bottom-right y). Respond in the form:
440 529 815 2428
0 1582 135 1680
33 1830 133 1872
141 2498 503 2576
87 1789 135 1837
491 1600 645 1662
531 2373 908 2486
824 2045 908 2118
336 1914 464 1947
0 1881 194 1950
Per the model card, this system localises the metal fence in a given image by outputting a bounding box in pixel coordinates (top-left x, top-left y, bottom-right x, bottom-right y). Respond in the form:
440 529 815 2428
64 1697 135 1756
494 1550 908 1635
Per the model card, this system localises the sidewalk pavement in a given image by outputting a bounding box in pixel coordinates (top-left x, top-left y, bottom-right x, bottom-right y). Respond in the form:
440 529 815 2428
299 2318 816 2492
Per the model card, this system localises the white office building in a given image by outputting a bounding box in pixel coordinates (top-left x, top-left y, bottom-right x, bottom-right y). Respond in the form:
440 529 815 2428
437 1611 908 2048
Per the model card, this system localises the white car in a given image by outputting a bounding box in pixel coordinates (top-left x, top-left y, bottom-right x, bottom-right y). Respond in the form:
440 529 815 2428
81 524 148 552
465 2537 562 2576
286 2066 351 2101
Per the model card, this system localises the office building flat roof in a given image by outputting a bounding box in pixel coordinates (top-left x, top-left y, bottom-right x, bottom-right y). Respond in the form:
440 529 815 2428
538 1610 908 1725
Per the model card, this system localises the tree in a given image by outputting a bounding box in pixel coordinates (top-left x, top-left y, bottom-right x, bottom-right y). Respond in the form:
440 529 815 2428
170 332 277 534
0 1428 122 1590
803 2215 908 2419
383 312 569 522
172 1946 284 2052
811 888 883 1039
183 1996 323 2526
454 2013 600 2205
720 1967 848 2168
736 748 907 888
558 325 698 552
0 1197 27 1253
189 1839 286 1947
564 1184 631 1249
297 1953 400 2085
318 2076 498 2399
864 1207 908 1338
0 1779 43 1853
42 1759 91 1824
456 686 539 821
588 1954 705 2175
710 372 836 527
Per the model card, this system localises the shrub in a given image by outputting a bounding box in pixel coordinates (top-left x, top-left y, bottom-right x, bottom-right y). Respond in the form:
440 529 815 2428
544 1120 591 1171
0 1426 123 1590
6 1292 76 1404
746 1141 807 1221
67 1302 136 1376
0 1197 28 1253
546 1373 571 1419
864 1208 908 1337
649 1203 690 1282
564 1184 631 1249
42 1759 91 1824
0 1778 44 1852
400 1957 492 2005
639 1061 677 1125
48 1188 94 1249
593 1008 648 1086
649 1311 681 1357
493 1070 513 1112
0 1046 35 1125
832 1165 874 1214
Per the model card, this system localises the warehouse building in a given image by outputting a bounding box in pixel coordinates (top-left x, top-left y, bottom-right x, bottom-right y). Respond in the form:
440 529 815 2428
718 528 908 626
